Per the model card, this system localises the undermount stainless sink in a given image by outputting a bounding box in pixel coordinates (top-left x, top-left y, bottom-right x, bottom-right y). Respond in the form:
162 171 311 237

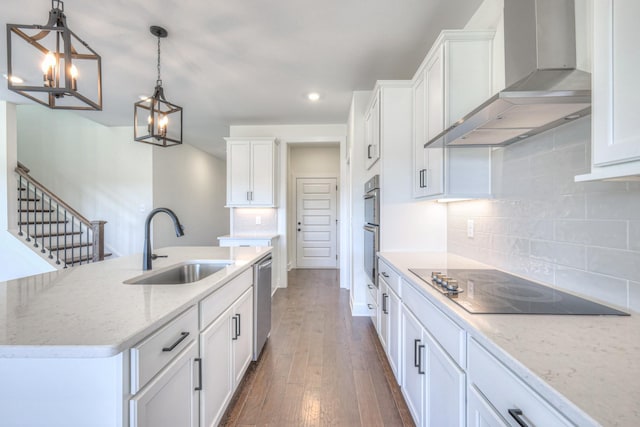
124 261 233 285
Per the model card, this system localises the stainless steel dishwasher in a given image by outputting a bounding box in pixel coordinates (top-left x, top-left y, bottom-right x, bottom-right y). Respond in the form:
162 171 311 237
253 254 272 360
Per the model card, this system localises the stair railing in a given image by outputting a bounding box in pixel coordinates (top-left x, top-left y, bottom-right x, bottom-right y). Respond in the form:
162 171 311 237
15 162 106 267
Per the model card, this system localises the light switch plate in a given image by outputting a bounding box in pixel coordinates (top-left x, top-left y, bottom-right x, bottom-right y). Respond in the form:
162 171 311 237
255 216 262 225
467 219 474 238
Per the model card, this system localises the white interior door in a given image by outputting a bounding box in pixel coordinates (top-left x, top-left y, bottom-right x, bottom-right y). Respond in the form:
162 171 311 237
296 177 338 268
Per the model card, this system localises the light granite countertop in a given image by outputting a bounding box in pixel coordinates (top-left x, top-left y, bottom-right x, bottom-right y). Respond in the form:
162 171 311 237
0 246 271 358
379 251 640 427
217 233 280 240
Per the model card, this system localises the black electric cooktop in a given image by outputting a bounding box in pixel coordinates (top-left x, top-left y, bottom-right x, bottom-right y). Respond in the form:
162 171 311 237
408 268 629 315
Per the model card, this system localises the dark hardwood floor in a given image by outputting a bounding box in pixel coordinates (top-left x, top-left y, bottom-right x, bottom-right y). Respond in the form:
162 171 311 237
220 269 414 427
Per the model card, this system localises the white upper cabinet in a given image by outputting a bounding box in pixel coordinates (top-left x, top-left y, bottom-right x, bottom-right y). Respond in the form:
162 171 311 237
225 138 278 207
364 89 381 170
576 0 640 181
412 30 494 200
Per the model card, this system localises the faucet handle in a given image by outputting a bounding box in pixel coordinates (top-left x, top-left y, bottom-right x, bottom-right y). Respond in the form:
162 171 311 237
151 254 168 260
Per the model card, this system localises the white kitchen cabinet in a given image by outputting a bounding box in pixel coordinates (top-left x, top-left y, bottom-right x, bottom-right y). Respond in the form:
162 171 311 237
366 281 379 332
378 277 389 350
412 30 494 200
468 337 573 427
130 341 199 427
401 303 465 427
576 0 640 181
378 262 401 383
364 89 381 170
199 274 254 427
225 138 277 206
468 385 509 427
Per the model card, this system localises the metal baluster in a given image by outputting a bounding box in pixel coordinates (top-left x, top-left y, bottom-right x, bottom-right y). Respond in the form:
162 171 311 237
71 214 75 267
40 192 46 253
79 221 84 265
63 210 68 268
18 176 23 236
48 196 53 259
32 186 38 248
26 182 31 242
55 204 60 265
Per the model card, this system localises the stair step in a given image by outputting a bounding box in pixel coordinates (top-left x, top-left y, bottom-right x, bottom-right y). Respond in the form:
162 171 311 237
49 242 93 251
19 220 69 226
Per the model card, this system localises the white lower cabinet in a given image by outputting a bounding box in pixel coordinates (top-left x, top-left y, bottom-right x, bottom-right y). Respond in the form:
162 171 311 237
386 285 401 382
467 338 573 427
200 286 254 427
130 340 200 427
467 385 508 427
401 306 425 426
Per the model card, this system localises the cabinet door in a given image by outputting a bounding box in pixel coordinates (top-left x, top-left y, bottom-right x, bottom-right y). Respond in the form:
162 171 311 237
468 385 509 427
425 46 444 142
200 308 233 427
233 287 254 387
250 141 275 205
387 286 401 383
401 306 425 426
413 72 429 198
592 0 640 166
365 90 381 170
378 279 388 350
227 142 252 205
131 341 199 427
424 330 465 427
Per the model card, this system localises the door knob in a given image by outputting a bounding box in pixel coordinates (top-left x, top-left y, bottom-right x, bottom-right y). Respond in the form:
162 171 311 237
297 228 301 232
298 221 301 225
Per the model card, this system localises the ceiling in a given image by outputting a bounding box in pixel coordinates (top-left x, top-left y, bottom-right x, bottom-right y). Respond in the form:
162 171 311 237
0 0 483 157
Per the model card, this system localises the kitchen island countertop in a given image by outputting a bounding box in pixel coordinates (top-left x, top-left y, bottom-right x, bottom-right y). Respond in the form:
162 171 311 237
379 251 640 427
0 246 271 358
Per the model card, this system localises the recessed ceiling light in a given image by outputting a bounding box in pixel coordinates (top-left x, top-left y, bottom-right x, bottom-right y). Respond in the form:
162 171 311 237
307 92 320 102
3 73 23 84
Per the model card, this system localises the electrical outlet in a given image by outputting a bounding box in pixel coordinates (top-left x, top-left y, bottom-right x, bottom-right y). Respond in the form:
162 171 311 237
467 219 474 238
255 216 262 225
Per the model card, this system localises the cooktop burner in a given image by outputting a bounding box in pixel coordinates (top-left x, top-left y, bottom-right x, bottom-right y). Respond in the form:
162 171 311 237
408 268 629 315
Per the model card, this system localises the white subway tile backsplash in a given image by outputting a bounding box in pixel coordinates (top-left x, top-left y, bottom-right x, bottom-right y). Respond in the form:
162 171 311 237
447 119 640 311
555 267 629 308
555 220 628 249
587 247 640 282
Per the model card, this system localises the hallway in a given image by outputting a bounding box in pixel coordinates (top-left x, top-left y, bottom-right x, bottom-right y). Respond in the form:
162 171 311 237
221 269 414 426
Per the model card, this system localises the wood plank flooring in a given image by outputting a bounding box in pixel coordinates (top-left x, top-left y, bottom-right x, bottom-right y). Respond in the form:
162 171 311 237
220 269 414 427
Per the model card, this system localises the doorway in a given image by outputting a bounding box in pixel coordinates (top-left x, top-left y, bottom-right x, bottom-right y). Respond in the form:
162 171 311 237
296 177 338 268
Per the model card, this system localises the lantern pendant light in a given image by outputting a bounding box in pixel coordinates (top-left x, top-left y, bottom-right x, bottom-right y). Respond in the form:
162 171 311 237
6 0 102 110
134 26 183 147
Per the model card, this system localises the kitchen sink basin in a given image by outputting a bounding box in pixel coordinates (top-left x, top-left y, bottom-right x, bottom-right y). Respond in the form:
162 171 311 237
124 261 233 285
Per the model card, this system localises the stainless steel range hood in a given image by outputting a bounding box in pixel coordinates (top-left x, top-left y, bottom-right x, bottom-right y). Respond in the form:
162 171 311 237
426 0 590 148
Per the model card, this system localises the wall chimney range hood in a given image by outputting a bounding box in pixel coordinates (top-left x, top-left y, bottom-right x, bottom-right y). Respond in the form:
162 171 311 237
426 0 590 148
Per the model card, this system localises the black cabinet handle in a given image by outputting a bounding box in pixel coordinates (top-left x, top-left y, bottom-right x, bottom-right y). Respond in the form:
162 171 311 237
194 358 202 391
162 332 189 352
367 304 374 310
418 344 426 375
508 409 530 427
414 339 420 368
367 144 373 159
381 271 389 278
419 169 424 188
236 313 241 337
232 316 238 340
382 293 388 314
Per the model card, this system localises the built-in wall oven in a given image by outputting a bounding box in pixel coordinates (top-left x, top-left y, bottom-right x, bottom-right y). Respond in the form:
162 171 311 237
363 175 380 288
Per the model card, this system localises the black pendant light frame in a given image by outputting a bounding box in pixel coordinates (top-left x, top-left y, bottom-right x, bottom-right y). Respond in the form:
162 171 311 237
134 26 183 147
6 0 102 110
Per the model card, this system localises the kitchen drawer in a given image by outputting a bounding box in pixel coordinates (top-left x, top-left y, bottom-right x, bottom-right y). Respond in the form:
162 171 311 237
468 338 573 427
200 268 253 329
366 283 378 326
402 279 465 367
130 305 198 394
378 259 401 296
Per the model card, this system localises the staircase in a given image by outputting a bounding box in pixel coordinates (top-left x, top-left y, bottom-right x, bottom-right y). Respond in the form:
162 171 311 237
14 163 109 268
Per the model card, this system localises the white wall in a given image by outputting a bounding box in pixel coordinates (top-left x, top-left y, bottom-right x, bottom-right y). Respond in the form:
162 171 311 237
152 143 229 249
17 105 153 257
0 102 55 281
229 124 348 289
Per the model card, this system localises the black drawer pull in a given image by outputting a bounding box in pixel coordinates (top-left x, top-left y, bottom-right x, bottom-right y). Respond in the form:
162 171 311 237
381 271 389 278
417 344 426 375
508 409 530 427
236 313 241 337
232 315 239 340
194 358 202 391
414 339 421 368
162 332 189 352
